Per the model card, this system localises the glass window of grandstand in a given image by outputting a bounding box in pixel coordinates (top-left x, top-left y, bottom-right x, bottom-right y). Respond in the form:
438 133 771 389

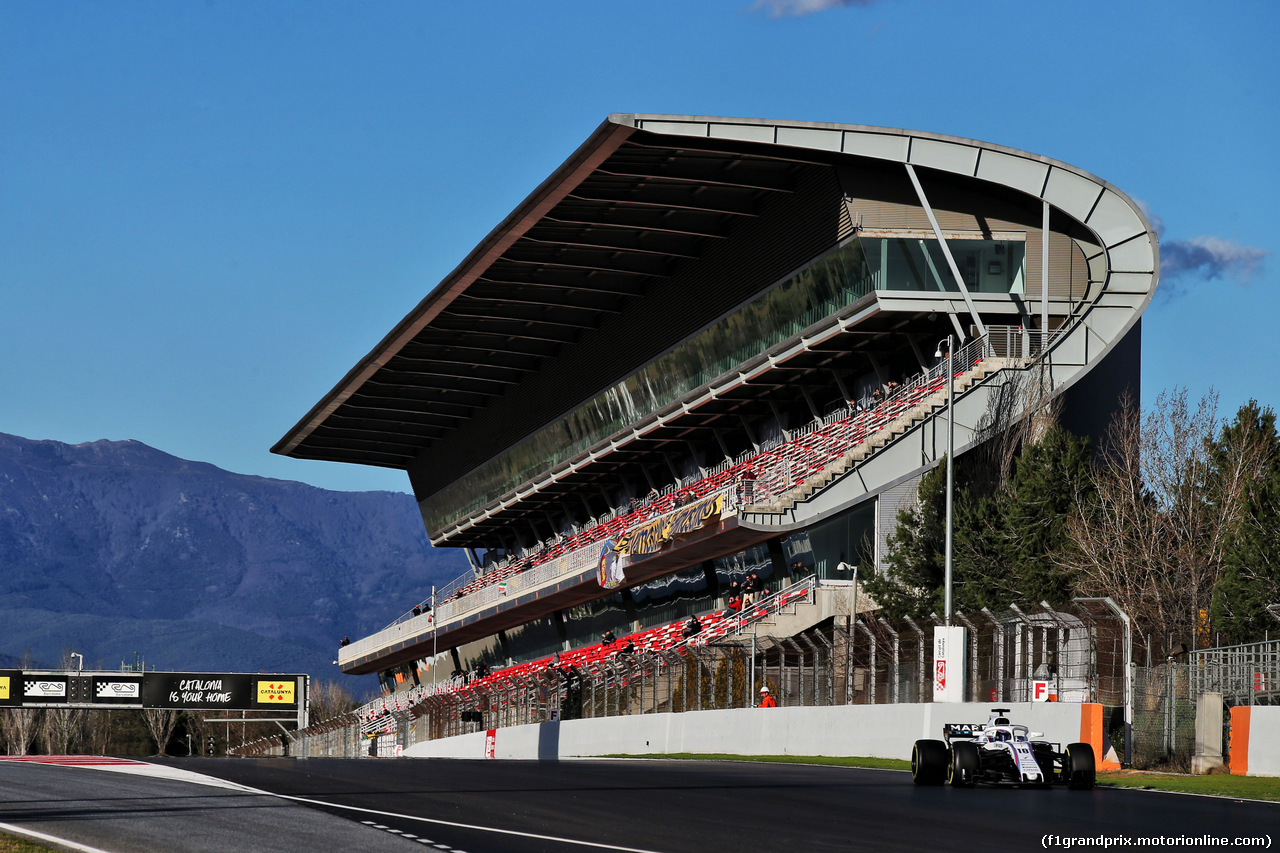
863 232 1026 294
421 238 878 535
793 500 875 582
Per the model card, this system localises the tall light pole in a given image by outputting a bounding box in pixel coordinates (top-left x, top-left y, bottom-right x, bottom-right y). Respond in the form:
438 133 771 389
934 335 955 626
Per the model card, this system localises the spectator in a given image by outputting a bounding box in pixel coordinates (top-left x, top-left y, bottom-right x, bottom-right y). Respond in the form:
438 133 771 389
743 572 761 605
601 630 616 647
726 595 743 615
758 686 777 708
412 605 421 617
681 614 702 640
340 635 349 647
740 468 756 503
618 640 635 657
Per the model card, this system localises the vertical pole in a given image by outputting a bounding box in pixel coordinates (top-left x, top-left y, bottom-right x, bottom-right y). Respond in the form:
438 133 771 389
431 586 437 689
1041 200 1051 352
944 335 955 625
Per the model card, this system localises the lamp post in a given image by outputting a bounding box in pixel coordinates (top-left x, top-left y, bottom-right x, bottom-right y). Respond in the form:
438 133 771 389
934 335 955 626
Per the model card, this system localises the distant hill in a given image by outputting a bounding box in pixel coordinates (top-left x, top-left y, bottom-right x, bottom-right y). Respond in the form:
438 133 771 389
0 433 468 685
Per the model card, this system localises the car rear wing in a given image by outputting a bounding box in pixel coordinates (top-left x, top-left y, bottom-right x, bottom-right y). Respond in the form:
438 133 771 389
942 723 985 740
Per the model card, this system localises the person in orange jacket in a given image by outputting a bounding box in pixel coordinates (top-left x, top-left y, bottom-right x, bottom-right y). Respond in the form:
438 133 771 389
758 686 777 708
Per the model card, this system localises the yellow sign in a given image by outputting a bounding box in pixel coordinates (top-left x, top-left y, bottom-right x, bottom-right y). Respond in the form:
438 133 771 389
0 676 9 700
256 680 296 704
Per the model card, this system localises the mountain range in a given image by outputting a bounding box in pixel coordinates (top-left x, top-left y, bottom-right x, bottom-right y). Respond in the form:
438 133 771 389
0 432 468 687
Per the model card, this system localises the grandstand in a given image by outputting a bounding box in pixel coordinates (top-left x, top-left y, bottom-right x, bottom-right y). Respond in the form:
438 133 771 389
274 114 1157 703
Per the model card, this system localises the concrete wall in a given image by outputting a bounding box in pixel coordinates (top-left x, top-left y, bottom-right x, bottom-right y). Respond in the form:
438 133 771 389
403 702 1091 761
1230 706 1280 777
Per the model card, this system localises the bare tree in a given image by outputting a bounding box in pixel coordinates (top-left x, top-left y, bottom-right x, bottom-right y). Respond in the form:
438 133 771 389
310 680 358 723
1062 388 1266 647
141 708 179 756
42 650 88 754
0 708 42 756
41 706 86 755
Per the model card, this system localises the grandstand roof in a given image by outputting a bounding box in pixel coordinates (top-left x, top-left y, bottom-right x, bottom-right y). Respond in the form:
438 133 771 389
277 115 1156 549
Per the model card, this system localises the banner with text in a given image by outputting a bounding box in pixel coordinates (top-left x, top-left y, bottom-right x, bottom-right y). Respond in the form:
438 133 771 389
615 493 724 558
140 673 304 710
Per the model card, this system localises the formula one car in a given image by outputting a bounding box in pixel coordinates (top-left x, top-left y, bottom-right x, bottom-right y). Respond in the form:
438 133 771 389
911 708 1095 789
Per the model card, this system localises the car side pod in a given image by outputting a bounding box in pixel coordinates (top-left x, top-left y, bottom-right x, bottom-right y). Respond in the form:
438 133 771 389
948 740 980 787
911 739 947 785
1064 742 1096 790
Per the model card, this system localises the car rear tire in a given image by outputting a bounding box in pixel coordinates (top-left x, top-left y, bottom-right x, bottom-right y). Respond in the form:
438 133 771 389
1065 742 1096 790
912 739 947 785
948 741 979 787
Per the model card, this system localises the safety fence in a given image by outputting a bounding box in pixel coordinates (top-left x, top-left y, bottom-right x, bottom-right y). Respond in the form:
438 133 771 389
237 596 1130 759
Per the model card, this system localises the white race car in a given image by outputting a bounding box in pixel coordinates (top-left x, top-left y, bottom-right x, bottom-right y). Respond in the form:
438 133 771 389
911 708 1095 789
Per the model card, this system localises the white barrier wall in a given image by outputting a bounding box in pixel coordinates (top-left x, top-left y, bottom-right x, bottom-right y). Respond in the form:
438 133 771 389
1236 706 1280 777
402 702 1087 761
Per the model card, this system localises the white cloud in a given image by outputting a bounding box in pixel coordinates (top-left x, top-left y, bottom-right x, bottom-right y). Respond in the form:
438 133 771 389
751 0 885 17
1161 235 1269 284
1135 201 1269 292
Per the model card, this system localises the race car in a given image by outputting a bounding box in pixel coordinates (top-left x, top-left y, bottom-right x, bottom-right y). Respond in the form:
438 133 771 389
911 708 1095 789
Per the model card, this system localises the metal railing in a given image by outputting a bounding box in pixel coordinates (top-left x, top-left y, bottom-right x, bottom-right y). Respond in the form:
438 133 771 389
252 591 1139 760
1190 638 1280 705
347 326 1062 665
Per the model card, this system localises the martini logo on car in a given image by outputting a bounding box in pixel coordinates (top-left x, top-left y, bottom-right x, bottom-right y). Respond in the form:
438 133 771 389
257 681 295 704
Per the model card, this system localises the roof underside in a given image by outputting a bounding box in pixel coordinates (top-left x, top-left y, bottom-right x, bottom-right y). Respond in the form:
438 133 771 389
275 121 840 470
276 115 1153 549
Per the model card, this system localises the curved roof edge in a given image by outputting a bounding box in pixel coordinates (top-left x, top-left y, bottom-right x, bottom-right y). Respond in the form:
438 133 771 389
274 113 1159 463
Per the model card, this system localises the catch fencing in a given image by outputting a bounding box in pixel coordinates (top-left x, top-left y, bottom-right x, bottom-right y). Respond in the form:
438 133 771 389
234 598 1131 759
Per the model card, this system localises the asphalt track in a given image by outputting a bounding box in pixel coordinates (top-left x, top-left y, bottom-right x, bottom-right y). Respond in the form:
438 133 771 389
3 756 1276 852
170 757 1277 853
0 757 422 853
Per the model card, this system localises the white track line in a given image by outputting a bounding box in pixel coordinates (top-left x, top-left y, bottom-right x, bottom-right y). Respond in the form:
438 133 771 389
0 820 116 853
273 791 670 853
10 759 671 853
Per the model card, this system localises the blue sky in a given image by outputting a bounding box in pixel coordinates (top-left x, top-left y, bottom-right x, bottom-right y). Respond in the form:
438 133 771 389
2 0 1275 493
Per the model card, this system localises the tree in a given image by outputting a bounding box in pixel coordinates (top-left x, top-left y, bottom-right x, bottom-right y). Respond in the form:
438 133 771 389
1211 401 1280 643
310 680 359 723
991 425 1092 606
862 461 949 619
0 708 41 756
867 423 1092 619
141 708 179 756
1063 389 1265 647
42 650 88 755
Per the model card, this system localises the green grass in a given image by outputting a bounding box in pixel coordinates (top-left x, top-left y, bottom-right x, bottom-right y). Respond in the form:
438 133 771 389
1097 770 1280 802
602 753 1280 802
0 832 57 852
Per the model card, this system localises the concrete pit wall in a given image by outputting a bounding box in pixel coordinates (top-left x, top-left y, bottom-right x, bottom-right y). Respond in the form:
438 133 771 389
402 702 1095 762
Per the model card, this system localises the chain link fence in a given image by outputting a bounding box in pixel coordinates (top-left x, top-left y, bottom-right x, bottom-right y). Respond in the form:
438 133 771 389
235 599 1137 759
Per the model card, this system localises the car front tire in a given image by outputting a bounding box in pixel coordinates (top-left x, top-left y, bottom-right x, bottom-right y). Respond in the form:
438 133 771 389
948 741 979 787
912 739 947 785
1065 742 1096 790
